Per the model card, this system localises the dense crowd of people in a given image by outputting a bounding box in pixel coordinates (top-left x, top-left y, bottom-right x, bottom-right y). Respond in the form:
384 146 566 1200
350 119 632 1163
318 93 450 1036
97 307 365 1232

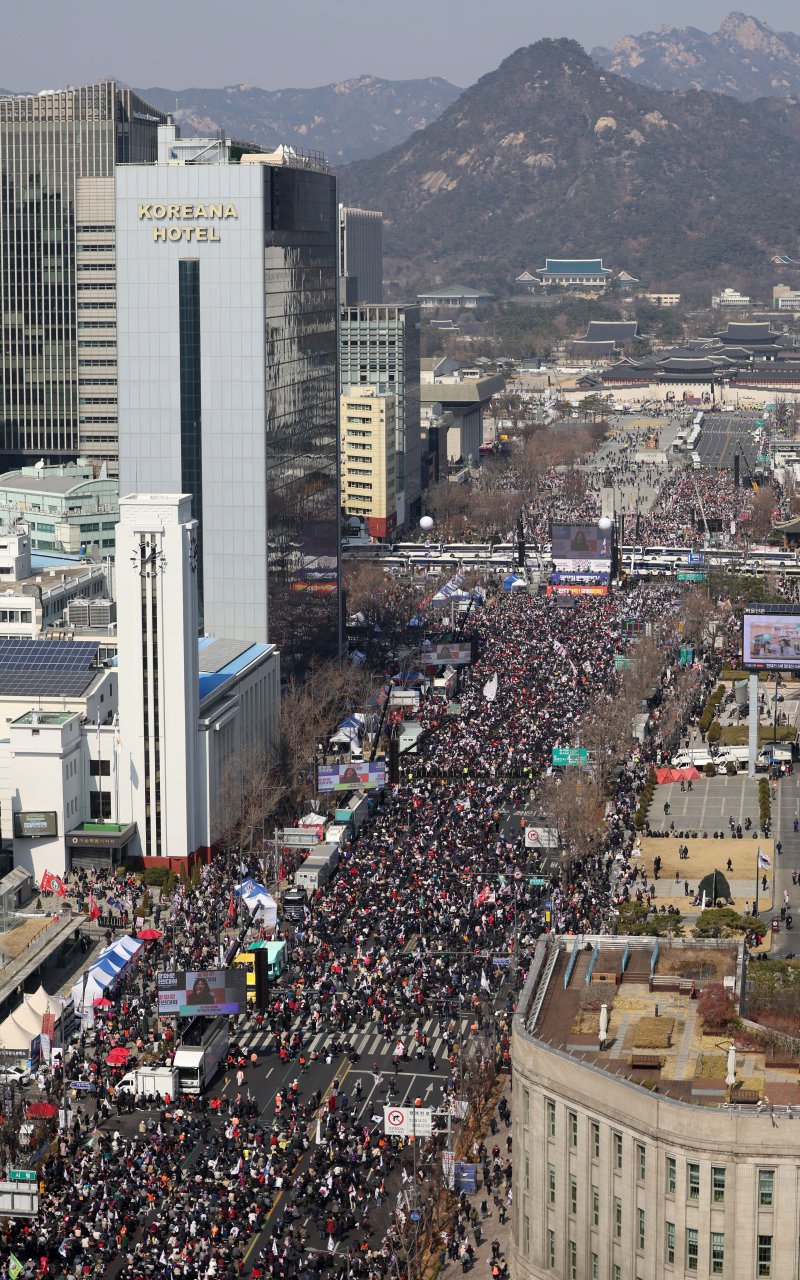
5 410 754 1278
633 471 770 547
0 572 711 1280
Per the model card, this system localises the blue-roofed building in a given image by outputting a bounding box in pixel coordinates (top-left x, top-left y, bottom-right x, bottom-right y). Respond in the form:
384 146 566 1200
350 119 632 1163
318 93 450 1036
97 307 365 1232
536 259 613 290
196 635 280 859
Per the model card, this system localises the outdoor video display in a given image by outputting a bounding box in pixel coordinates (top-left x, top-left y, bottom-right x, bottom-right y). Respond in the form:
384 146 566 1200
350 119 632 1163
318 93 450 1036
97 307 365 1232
317 761 387 792
551 523 612 575
14 811 58 839
743 607 800 670
551 523 613 561
156 969 247 1017
425 642 472 666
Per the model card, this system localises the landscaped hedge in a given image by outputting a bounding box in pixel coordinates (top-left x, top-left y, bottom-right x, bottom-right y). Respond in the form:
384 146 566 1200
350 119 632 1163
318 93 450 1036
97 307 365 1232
142 866 170 887
634 769 657 830
759 777 771 830
699 685 726 736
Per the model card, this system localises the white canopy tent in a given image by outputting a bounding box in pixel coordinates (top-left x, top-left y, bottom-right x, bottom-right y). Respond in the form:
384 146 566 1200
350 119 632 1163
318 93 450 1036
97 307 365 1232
71 967 115 1025
24 985 67 1021
70 936 143 1027
239 884 278 928
329 714 366 749
0 1015 37 1061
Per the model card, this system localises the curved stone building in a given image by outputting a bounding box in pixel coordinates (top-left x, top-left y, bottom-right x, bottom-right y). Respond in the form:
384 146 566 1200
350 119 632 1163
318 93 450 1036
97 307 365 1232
512 935 800 1280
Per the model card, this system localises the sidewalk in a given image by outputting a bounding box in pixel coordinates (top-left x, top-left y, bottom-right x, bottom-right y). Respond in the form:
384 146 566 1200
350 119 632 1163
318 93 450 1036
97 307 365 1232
770 775 800 956
438 1078 513 1277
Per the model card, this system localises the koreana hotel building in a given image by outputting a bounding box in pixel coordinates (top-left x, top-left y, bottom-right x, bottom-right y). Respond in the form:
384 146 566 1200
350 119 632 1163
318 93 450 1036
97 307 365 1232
115 144 341 663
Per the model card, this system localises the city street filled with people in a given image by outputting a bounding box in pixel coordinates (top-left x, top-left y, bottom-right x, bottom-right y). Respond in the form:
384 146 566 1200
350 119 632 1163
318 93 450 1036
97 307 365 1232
1 419 786 1280
0 571 712 1280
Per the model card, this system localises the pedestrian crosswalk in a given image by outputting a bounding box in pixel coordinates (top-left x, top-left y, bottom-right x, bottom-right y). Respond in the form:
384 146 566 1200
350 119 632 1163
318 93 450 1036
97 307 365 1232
236 1013 460 1064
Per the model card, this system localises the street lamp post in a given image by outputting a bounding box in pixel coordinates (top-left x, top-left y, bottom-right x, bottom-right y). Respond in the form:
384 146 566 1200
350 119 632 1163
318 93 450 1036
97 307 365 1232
772 676 784 749
512 868 523 975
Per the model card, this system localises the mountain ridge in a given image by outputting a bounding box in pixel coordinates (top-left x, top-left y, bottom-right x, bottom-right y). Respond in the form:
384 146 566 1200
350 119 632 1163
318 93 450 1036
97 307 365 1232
341 38 800 294
139 75 462 163
593 12 800 100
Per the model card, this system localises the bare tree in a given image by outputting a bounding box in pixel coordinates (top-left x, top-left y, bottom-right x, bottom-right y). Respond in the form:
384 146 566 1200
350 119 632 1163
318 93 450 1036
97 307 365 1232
680 589 724 648
541 771 601 869
750 487 776 542
425 480 470 526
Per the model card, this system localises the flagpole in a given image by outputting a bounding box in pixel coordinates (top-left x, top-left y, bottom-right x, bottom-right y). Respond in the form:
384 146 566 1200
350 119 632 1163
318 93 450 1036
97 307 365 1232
97 711 103 825
113 712 120 826
755 846 759 919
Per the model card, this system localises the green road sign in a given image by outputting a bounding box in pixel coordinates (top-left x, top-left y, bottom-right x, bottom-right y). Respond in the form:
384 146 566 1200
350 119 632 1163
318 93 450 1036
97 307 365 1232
614 655 635 671
529 877 549 887
552 747 589 767
9 1169 36 1182
677 570 707 582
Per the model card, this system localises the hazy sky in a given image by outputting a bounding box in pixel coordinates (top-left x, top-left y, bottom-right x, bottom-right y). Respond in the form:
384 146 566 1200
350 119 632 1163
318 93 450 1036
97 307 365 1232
4 0 800 91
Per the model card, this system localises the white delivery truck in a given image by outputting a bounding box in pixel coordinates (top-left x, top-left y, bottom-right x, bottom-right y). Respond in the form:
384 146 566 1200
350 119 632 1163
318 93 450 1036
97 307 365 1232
117 1065 180 1098
334 792 371 835
173 1017 229 1094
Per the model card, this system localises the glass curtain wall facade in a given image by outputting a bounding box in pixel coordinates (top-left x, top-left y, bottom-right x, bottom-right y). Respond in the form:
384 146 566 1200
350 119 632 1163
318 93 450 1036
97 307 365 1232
265 166 340 664
339 304 421 528
0 83 165 464
178 259 203 623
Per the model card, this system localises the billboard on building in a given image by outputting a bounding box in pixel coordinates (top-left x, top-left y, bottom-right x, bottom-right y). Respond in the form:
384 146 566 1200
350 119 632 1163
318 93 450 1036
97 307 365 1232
317 762 387 792
14 812 58 839
156 969 247 1017
743 606 800 670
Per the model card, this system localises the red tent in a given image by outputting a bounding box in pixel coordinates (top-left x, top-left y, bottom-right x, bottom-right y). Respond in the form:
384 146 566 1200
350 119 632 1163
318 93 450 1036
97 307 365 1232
106 1046 130 1065
137 928 162 941
656 766 702 784
27 1101 58 1119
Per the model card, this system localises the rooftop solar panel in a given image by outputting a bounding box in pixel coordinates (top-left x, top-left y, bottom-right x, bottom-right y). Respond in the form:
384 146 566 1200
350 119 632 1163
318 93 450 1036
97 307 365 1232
197 638 252 673
0 670 97 698
0 638 98 671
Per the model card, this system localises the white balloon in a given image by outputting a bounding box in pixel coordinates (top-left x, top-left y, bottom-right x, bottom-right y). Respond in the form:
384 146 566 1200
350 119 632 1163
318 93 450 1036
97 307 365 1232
419 516 434 532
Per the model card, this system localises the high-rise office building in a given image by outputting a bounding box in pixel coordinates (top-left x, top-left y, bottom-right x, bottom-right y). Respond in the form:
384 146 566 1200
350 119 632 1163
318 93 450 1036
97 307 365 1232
0 82 167 473
338 204 383 305
116 143 340 662
339 303 421 528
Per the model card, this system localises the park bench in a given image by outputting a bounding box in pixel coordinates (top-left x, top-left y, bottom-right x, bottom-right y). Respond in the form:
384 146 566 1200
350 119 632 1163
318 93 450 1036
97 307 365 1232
630 1054 663 1070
